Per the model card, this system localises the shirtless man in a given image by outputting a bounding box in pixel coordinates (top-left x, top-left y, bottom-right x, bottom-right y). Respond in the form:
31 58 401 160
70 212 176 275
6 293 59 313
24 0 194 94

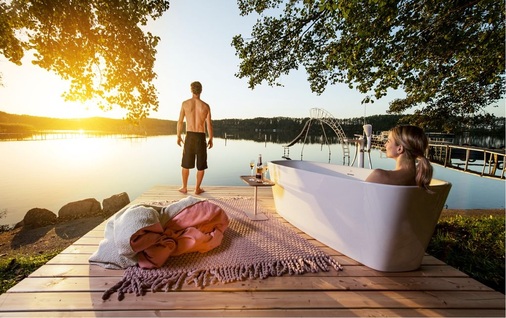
177 81 214 195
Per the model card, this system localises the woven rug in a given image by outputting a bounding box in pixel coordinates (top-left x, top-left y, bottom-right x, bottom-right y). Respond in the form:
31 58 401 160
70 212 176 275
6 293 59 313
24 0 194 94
103 197 342 300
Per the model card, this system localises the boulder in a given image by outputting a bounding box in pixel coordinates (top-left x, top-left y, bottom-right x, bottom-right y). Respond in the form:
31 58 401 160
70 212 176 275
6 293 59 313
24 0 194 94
58 198 102 221
102 192 130 217
23 208 57 228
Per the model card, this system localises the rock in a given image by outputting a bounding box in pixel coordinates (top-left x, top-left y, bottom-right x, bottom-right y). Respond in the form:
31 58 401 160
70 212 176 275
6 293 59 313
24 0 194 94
23 208 57 228
14 221 24 229
58 198 102 221
102 192 130 217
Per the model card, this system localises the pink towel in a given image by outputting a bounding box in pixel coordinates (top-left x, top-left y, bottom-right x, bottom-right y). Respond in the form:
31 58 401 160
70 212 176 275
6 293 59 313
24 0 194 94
130 200 229 269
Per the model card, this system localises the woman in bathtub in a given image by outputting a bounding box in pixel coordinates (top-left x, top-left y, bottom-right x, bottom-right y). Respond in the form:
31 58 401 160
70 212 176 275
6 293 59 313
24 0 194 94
366 125 433 191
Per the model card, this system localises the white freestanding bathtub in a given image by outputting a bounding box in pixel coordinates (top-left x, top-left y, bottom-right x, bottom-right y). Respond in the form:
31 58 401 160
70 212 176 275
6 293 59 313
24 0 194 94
268 160 452 272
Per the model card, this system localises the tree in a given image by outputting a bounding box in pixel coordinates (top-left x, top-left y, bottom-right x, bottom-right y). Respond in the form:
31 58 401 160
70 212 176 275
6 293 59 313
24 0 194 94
1 0 170 121
232 0 505 129
0 1 24 87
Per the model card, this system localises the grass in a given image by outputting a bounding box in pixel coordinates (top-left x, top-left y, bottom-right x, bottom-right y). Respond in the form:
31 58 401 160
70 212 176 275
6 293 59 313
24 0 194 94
427 214 505 294
0 215 504 295
0 250 61 294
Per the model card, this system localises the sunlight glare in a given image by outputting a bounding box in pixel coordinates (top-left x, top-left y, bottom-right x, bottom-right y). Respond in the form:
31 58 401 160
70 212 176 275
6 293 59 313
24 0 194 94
58 137 105 166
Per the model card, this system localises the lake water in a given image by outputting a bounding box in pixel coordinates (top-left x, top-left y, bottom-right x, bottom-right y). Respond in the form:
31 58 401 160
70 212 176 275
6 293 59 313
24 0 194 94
1 135 504 226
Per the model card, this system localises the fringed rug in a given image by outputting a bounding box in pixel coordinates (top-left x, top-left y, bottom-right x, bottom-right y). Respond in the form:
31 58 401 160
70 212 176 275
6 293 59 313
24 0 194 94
103 197 342 300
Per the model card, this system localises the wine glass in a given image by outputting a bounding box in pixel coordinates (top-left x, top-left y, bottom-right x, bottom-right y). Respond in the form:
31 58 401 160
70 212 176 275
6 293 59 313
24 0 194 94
249 160 255 177
263 165 269 180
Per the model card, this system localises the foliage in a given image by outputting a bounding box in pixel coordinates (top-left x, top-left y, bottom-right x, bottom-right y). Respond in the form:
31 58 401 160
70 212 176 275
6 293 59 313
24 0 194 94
1 0 170 121
1 110 504 143
0 250 60 294
0 122 34 133
0 111 176 135
233 0 505 129
0 1 24 66
427 215 505 294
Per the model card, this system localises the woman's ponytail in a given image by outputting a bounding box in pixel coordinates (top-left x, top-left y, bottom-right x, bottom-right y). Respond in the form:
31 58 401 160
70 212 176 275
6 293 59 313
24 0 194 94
416 156 433 192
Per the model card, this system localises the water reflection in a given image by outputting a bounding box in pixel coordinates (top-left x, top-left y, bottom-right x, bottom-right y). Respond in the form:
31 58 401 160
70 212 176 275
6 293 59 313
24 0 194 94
0 135 504 227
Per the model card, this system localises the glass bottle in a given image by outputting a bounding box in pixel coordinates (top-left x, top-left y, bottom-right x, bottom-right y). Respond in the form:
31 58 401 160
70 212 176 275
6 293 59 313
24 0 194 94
255 154 263 181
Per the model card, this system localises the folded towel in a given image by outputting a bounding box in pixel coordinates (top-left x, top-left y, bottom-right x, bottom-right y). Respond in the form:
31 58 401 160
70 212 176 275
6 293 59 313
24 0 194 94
89 196 229 269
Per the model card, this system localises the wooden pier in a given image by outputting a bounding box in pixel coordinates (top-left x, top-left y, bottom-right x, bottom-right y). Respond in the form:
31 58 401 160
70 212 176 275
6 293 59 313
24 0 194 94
428 143 505 179
0 130 147 141
0 185 504 317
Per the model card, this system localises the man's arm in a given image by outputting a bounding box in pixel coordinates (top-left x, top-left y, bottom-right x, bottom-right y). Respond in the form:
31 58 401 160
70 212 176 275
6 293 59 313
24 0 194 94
206 107 213 149
177 105 185 146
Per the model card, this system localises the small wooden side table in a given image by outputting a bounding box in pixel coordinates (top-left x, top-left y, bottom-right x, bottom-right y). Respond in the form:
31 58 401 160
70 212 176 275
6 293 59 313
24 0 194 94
239 176 275 220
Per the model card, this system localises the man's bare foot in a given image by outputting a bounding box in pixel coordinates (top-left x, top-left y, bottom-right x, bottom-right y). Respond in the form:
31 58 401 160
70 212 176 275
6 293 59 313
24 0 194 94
178 187 187 194
194 188 205 195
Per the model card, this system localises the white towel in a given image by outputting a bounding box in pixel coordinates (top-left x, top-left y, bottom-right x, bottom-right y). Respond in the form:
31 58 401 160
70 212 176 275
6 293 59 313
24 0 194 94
89 196 203 269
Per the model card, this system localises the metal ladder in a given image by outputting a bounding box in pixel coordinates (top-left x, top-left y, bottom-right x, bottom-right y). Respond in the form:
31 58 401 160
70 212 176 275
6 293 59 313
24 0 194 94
309 108 350 165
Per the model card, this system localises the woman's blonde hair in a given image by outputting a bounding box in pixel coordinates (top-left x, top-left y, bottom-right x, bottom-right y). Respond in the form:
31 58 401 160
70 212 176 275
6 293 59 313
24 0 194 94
390 125 433 191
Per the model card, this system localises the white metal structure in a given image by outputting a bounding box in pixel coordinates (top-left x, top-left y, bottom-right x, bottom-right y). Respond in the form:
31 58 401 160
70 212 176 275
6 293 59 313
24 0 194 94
283 108 351 165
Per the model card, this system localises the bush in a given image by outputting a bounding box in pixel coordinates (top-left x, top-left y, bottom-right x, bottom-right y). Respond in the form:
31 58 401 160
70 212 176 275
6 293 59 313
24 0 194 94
427 215 505 294
0 251 60 294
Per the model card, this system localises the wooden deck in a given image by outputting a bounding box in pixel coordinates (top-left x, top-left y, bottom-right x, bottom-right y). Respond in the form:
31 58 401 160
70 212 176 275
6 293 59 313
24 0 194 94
0 185 504 317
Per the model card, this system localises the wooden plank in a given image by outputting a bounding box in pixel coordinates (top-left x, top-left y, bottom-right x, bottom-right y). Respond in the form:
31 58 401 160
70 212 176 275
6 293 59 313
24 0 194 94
60 245 100 254
46 253 93 264
8 276 495 293
0 291 503 311
81 229 106 235
1 309 505 317
28 264 124 277
27 263 468 278
71 237 102 245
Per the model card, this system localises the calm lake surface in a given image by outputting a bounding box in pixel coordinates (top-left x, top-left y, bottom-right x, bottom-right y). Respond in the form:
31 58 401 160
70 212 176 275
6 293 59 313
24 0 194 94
1 134 504 226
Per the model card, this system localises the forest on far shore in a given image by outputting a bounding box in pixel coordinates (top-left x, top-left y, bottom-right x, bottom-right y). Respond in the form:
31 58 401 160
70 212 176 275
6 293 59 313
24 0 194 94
0 111 504 142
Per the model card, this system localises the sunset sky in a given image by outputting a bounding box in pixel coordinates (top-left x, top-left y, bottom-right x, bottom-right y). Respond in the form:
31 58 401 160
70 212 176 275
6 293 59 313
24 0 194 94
0 1 504 120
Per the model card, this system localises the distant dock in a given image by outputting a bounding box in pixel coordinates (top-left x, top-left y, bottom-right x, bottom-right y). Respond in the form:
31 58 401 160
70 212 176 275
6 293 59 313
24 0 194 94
0 130 147 141
372 134 505 180
428 144 505 179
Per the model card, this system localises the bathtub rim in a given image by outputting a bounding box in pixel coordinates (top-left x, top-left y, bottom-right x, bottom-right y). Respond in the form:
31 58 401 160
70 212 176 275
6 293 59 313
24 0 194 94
268 159 451 188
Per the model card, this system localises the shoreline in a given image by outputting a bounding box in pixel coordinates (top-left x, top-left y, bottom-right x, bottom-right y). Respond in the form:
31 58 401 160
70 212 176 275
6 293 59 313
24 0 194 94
441 208 504 218
1 207 504 230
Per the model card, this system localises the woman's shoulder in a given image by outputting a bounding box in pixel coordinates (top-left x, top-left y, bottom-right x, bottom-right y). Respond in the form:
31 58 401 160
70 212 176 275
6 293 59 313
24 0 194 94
365 168 389 184
365 168 416 186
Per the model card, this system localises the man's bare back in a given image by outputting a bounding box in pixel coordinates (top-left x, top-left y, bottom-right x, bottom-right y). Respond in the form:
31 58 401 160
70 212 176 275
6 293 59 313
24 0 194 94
180 97 210 133
177 96 213 148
